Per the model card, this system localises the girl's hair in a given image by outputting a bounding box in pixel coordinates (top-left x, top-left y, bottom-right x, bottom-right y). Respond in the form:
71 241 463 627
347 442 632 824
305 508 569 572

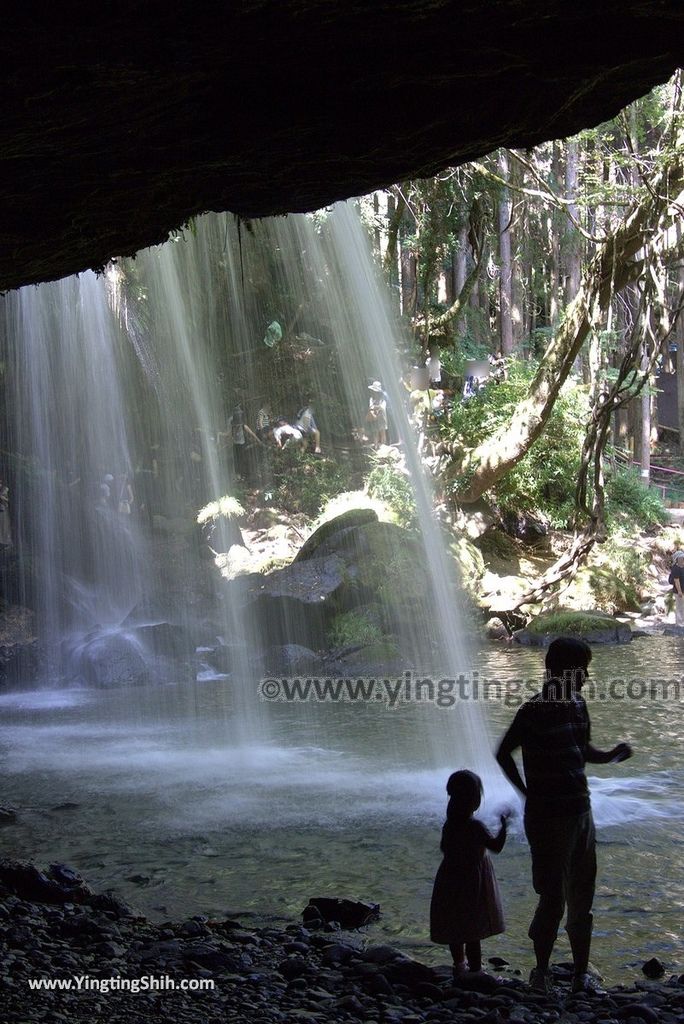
446 769 483 819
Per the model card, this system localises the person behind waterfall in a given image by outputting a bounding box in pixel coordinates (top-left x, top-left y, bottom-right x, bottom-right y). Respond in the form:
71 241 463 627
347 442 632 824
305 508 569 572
430 770 508 979
669 551 684 626
295 399 321 454
0 477 12 547
366 380 388 447
256 403 272 441
496 637 632 995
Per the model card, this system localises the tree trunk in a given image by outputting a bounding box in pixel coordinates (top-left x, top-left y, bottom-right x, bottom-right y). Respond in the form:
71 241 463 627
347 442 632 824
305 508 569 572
510 153 524 346
640 345 651 481
384 189 406 278
564 138 582 305
677 225 684 454
453 224 468 339
498 150 514 355
400 242 417 317
549 142 562 326
442 138 684 502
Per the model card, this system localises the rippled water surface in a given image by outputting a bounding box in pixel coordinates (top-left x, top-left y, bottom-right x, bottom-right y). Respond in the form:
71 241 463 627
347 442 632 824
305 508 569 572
1 636 682 982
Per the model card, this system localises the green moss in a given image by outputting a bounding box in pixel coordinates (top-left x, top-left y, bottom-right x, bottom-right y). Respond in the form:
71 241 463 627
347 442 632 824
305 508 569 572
449 535 485 595
526 610 624 636
328 610 384 647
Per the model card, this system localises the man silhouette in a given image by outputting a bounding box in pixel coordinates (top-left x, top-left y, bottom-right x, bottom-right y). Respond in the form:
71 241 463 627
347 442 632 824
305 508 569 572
496 637 632 994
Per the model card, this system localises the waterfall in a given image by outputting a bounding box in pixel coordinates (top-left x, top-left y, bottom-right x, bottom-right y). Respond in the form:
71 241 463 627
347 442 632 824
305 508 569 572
0 201 493 771
2 204 682 973
2 271 147 654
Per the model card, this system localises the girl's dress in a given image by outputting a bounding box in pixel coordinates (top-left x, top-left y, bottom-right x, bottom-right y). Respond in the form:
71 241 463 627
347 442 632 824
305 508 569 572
430 817 505 944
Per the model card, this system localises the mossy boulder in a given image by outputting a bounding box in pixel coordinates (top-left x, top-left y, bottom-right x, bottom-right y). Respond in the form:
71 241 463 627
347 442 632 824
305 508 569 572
272 512 439 658
295 509 379 563
449 535 485 596
338 639 402 670
514 609 632 646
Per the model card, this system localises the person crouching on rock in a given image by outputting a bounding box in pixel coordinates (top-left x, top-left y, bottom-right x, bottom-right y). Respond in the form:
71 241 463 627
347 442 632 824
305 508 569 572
430 769 508 980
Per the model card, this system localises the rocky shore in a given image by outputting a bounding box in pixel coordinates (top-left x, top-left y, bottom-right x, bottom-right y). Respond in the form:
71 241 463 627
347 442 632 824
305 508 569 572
1 862 682 1024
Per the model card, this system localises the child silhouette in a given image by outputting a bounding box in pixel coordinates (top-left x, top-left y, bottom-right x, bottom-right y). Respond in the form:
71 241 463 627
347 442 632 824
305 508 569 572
430 770 508 976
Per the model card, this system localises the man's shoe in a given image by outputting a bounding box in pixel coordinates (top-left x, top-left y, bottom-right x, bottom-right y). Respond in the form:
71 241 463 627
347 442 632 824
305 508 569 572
529 967 554 994
571 972 607 996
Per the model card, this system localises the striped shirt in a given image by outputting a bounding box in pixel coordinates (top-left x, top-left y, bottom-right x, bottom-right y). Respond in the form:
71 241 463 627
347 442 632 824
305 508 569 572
506 692 591 819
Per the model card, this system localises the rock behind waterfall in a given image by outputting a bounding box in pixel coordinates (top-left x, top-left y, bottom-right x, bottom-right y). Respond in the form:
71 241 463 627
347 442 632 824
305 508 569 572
71 631 150 687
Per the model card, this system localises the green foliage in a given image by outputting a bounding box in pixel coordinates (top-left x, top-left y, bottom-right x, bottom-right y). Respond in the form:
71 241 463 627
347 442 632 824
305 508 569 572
583 540 645 612
439 337 490 381
328 610 383 648
376 547 430 607
445 359 588 527
605 470 668 530
365 465 418 529
449 535 485 595
272 447 350 518
564 535 648 613
196 494 245 525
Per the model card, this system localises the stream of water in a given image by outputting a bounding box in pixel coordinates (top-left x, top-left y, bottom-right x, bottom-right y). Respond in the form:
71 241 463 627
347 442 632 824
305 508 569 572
0 637 682 982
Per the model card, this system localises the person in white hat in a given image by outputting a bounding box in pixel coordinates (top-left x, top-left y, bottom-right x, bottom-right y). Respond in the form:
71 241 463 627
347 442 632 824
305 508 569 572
366 381 388 447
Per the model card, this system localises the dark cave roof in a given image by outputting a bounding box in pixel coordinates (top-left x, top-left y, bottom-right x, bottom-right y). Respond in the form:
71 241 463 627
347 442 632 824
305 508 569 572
1 2 682 292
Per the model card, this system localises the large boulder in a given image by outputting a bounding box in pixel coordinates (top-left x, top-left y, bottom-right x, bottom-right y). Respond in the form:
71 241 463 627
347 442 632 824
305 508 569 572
70 631 150 687
233 512 437 660
129 621 197 659
260 643 327 675
295 508 379 562
234 554 348 648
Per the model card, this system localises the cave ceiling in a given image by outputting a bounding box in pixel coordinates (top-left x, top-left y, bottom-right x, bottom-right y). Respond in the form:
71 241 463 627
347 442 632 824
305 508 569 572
1 3 683 292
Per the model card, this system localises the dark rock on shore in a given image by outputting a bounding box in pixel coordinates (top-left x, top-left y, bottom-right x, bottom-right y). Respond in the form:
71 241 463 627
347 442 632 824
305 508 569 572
3 862 683 1024
303 898 381 929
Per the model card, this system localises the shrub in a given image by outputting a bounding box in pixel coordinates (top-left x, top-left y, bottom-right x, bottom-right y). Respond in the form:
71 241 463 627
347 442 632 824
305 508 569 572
564 536 648 613
444 360 588 528
196 494 245 525
366 465 418 529
272 447 351 518
605 469 668 530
